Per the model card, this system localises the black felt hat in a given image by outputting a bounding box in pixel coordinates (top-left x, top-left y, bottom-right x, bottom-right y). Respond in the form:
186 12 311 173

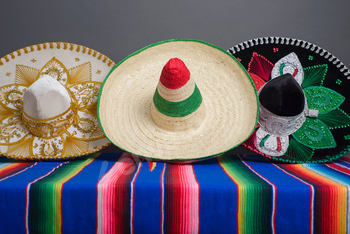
229 37 350 163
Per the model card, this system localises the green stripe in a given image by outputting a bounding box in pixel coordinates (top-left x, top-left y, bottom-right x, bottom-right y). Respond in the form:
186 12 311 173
218 154 272 233
28 154 99 233
153 84 202 117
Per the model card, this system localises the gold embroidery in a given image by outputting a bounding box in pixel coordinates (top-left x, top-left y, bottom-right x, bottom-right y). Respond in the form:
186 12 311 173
6 73 10 77
68 62 91 84
22 107 75 138
39 142 62 157
5 89 23 109
73 117 97 134
96 70 101 74
0 44 114 159
43 68 63 81
39 57 69 85
7 137 32 156
15 65 40 86
79 84 98 105
0 116 21 143
75 58 80 62
64 136 89 157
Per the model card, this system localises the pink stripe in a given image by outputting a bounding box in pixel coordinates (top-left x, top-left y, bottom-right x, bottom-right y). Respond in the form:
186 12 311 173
164 164 200 234
160 163 166 234
181 165 199 233
238 156 277 234
96 153 137 234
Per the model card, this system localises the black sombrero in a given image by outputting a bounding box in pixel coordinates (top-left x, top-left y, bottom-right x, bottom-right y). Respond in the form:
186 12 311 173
229 37 350 163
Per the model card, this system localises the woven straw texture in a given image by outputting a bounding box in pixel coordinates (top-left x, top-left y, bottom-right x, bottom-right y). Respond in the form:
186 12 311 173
98 40 258 161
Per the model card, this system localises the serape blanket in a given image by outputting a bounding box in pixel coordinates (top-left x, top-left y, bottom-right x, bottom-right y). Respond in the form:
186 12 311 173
0 152 350 234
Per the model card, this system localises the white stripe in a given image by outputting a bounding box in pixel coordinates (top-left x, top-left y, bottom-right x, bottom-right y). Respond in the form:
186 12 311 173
0 163 36 183
130 163 142 234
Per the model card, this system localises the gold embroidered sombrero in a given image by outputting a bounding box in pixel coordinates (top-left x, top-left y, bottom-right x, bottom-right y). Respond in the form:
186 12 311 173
98 39 259 161
0 42 115 160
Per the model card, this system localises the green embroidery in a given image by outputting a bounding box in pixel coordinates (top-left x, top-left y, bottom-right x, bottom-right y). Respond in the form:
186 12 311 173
285 138 314 161
153 84 202 117
304 86 344 114
301 64 327 88
304 125 323 142
260 134 270 148
292 118 336 149
345 135 350 140
318 108 350 129
308 55 314 61
336 79 342 85
279 63 286 76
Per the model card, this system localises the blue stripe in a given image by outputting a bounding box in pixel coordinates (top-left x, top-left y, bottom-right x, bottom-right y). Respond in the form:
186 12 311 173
193 157 238 234
133 161 163 234
243 157 312 234
0 162 59 234
61 153 119 234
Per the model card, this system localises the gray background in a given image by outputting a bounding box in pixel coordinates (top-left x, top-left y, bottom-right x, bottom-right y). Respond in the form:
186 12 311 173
1 0 349 155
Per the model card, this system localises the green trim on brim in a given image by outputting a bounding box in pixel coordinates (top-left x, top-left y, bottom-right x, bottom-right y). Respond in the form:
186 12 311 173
97 38 259 162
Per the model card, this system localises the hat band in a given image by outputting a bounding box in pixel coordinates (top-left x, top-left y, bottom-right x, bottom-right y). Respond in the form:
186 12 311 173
22 105 75 138
258 101 307 136
153 84 202 117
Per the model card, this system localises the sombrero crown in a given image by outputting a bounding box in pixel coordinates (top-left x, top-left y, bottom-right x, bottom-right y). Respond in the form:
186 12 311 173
151 58 206 131
98 39 259 161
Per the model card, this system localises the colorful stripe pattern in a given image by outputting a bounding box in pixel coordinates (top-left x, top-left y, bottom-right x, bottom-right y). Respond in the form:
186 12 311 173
25 153 100 233
1 153 350 233
0 162 35 181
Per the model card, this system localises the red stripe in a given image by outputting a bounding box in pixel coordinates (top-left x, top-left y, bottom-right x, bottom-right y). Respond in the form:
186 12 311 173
0 163 34 179
326 163 350 175
96 153 138 234
292 69 298 78
164 164 199 233
278 164 343 234
276 137 282 152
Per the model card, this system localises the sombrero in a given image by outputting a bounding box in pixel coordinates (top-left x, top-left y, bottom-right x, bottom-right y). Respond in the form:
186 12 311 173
229 36 350 163
98 39 258 161
0 42 115 160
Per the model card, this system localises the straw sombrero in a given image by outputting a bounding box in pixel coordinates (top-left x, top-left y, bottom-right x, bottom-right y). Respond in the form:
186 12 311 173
229 36 350 163
0 42 115 160
98 39 258 161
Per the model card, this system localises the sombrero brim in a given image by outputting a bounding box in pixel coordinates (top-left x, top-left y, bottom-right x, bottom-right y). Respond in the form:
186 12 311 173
229 36 350 163
98 39 259 161
0 42 114 160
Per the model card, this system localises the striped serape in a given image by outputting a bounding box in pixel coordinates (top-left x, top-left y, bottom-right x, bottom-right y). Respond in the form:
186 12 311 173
0 152 349 234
